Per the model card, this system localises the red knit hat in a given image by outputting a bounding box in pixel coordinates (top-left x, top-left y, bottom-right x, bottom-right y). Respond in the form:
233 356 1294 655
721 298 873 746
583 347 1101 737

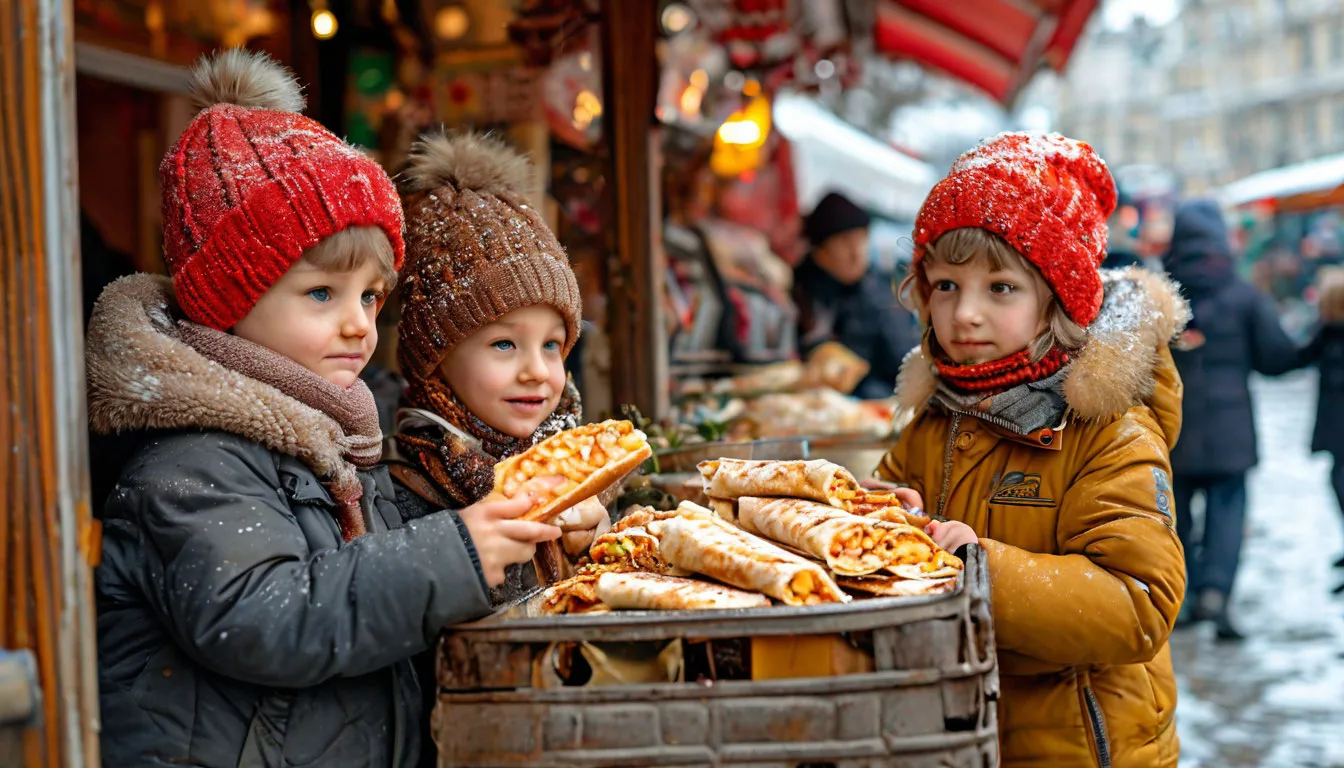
160 49 405 330
913 132 1117 326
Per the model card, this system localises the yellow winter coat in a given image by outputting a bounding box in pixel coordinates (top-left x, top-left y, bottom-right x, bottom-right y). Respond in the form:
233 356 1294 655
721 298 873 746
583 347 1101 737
878 268 1190 768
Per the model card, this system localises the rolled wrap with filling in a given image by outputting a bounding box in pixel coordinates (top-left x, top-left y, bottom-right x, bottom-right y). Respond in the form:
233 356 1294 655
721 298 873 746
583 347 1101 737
649 513 848 606
595 572 771 610
697 458 860 508
737 496 964 578
588 525 668 572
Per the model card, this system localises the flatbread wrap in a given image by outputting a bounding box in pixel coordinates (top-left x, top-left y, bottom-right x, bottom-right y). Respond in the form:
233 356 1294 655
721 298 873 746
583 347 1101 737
837 574 959 598
697 458 860 508
538 563 632 615
588 525 667 571
649 513 848 606
494 420 652 523
595 572 771 611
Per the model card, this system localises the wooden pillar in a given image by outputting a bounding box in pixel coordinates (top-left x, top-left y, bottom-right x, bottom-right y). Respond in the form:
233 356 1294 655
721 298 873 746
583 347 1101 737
1 0 99 766
599 0 669 419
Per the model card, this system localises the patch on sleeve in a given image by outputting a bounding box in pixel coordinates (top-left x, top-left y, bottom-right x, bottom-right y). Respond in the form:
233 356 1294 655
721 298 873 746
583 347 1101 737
1151 467 1173 522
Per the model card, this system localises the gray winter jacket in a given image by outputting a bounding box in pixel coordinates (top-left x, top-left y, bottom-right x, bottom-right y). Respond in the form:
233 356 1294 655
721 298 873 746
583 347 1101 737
87 276 492 768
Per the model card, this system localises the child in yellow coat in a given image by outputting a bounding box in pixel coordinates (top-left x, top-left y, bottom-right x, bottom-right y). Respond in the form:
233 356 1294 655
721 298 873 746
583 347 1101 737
879 133 1189 767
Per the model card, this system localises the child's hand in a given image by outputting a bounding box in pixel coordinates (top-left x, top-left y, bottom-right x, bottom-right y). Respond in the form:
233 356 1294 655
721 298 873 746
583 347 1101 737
924 519 978 553
554 496 612 557
891 487 925 514
459 480 564 587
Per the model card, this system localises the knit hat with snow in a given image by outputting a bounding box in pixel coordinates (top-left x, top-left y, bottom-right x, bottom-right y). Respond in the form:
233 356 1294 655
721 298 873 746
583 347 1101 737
913 132 1117 326
160 49 405 330
395 132 581 383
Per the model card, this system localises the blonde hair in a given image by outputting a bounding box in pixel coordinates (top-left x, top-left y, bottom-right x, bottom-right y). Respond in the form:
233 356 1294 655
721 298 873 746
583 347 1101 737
300 226 398 289
898 227 1087 361
1318 266 1344 323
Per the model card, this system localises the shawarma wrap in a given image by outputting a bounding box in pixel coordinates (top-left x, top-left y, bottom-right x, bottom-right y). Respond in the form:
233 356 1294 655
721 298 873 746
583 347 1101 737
734 496 940 576
697 458 860 508
595 572 771 611
648 508 848 606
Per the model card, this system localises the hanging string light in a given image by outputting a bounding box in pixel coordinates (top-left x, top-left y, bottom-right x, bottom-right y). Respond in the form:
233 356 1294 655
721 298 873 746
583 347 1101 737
311 0 338 40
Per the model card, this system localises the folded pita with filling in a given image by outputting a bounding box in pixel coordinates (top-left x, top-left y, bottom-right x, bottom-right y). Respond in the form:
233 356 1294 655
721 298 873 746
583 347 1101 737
697 458 860 508
596 572 771 610
588 525 668 571
539 563 633 615
837 574 959 598
735 496 945 576
648 506 848 606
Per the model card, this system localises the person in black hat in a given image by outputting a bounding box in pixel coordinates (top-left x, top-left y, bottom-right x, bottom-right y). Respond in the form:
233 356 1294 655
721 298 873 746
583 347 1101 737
793 191 917 399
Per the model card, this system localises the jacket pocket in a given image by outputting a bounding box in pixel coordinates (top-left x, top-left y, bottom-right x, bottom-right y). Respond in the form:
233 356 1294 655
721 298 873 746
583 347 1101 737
1080 680 1112 768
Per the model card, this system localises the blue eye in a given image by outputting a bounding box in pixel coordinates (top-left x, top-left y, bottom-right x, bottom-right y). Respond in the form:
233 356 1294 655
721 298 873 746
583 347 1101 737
543 340 562 352
307 287 331 302
361 291 382 306
492 340 515 351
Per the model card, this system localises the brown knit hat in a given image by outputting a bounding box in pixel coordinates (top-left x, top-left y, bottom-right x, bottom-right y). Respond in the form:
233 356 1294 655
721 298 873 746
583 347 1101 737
396 133 581 382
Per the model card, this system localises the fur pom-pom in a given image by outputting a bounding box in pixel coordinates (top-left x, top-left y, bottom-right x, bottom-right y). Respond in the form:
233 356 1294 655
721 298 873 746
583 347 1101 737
401 132 536 200
189 48 305 114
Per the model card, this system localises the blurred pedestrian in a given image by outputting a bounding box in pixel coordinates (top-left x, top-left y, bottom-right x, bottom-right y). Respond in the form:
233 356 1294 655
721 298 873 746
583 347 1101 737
1164 199 1304 640
1300 267 1344 588
794 191 919 399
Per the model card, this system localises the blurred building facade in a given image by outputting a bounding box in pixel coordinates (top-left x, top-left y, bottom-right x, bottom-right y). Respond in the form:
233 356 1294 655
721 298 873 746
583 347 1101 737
1058 0 1344 194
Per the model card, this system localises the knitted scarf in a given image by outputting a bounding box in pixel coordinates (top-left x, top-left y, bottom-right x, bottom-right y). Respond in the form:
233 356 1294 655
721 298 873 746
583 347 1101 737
394 374 582 506
935 346 1069 396
176 322 383 541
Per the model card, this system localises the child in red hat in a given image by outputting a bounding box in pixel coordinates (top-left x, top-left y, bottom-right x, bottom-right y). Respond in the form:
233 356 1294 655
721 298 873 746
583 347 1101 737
85 50 558 768
878 133 1189 767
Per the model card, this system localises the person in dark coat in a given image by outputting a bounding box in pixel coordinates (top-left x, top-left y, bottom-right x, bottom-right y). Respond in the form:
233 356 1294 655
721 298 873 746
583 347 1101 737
793 191 918 399
86 51 559 768
1164 198 1303 640
1300 268 1344 580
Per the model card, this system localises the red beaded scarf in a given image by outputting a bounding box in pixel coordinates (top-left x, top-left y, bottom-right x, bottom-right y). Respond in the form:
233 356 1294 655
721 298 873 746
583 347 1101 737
935 346 1069 395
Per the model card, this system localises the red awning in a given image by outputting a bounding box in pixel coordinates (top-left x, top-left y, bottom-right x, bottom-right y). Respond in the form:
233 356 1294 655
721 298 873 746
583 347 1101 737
874 0 1099 104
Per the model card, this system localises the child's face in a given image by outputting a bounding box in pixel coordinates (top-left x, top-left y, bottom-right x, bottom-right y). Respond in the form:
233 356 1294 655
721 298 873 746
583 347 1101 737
232 257 388 388
439 305 568 440
924 255 1050 365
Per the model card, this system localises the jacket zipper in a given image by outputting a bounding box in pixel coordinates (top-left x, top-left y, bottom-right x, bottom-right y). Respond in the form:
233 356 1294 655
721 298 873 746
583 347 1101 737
936 412 963 518
1083 685 1112 768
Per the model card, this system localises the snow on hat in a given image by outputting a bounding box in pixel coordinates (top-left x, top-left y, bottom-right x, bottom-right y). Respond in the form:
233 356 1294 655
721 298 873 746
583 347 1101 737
395 132 581 383
913 132 1117 326
160 49 405 330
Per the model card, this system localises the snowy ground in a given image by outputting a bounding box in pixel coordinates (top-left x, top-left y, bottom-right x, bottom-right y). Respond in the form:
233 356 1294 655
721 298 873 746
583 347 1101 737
1172 369 1344 767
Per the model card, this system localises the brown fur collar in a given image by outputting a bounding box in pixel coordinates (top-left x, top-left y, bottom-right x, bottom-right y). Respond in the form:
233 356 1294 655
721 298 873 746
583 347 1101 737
895 267 1191 423
86 274 355 481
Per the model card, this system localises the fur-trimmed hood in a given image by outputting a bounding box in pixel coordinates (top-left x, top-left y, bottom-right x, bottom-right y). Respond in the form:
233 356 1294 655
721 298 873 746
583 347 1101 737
895 266 1191 424
86 274 360 483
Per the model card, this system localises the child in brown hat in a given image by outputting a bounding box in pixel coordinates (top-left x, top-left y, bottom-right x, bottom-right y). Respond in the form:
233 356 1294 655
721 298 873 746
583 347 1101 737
390 132 610 604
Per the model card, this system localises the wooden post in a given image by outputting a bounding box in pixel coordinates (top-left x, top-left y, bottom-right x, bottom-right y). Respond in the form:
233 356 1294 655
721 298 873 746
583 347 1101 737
599 0 669 419
0 0 99 765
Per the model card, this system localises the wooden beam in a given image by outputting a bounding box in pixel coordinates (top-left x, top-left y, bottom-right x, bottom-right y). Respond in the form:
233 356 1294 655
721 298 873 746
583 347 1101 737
1 0 98 765
599 0 668 419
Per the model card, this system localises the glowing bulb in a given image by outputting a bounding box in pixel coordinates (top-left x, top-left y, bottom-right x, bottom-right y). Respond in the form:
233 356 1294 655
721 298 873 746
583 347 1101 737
717 119 761 146
662 4 694 34
434 6 469 40
689 69 709 90
311 8 338 39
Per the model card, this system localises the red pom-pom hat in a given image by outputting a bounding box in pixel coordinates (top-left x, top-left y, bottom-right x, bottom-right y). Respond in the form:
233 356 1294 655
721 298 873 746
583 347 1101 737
160 49 405 330
912 132 1117 327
